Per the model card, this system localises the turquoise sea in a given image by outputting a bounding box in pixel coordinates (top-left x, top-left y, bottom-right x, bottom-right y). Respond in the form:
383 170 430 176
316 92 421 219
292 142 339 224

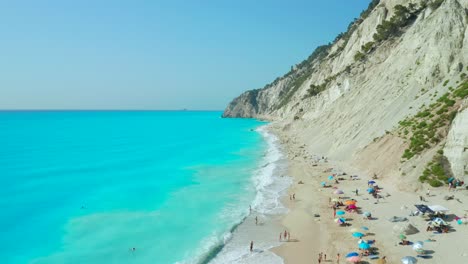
0 111 280 264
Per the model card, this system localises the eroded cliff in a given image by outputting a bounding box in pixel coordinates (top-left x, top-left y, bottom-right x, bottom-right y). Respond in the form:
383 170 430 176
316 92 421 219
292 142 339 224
223 0 468 183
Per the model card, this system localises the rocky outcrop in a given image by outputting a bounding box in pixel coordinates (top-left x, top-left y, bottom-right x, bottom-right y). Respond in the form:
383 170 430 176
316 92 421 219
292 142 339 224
444 99 468 180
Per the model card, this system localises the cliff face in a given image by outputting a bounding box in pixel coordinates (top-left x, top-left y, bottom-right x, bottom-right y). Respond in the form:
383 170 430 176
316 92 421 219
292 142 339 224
223 0 468 182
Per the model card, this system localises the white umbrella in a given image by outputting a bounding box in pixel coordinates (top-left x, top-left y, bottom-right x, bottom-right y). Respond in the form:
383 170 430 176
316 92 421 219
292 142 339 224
401 256 417 264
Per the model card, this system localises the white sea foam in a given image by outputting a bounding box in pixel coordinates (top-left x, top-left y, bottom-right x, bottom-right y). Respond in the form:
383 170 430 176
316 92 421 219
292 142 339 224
206 125 291 264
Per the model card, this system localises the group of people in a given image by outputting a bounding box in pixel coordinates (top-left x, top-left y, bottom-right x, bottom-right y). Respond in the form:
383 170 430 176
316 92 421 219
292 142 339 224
448 179 465 191
317 252 327 263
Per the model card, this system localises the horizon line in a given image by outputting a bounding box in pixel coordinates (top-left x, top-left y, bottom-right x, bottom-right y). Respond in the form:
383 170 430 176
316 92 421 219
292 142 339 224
0 109 224 112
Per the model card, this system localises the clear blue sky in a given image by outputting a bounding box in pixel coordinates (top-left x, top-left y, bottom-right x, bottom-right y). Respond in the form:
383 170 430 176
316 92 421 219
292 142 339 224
0 0 370 110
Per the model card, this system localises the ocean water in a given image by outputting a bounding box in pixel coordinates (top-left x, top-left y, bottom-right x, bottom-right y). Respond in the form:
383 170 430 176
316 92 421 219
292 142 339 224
0 111 288 264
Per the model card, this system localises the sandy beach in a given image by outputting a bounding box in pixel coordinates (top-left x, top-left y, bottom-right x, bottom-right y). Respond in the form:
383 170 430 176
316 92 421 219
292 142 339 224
269 126 468 264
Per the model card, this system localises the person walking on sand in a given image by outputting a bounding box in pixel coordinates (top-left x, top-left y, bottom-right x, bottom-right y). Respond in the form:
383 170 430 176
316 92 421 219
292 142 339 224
333 207 336 218
293 193 296 200
324 253 327 261
279 232 282 241
284 230 287 240
250 241 253 252
255 216 258 225
337 253 340 263
355 189 359 196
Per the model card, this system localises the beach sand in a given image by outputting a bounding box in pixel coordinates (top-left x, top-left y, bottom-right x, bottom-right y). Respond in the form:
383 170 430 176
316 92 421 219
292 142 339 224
269 127 468 264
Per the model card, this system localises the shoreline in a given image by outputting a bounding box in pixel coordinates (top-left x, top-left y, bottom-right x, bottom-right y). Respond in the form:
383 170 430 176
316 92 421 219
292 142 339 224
267 124 468 264
207 125 291 264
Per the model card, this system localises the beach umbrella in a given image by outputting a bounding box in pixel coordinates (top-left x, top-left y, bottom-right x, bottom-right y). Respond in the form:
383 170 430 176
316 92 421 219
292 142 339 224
361 226 369 231
401 256 417 264
368 180 376 184
345 200 356 205
346 252 359 258
363 212 371 217
399 234 407 240
359 242 370 249
346 256 361 263
367 188 375 193
334 190 344 194
335 218 346 223
352 232 364 238
321 182 326 186
336 210 346 216
328 175 334 180
413 241 424 251
348 204 357 209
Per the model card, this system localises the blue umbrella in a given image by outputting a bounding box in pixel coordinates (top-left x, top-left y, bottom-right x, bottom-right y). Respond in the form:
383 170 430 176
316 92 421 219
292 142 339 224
336 210 346 216
328 175 334 180
352 232 364 238
361 226 369 231
358 242 370 249
321 182 326 186
346 252 359 258
368 180 376 184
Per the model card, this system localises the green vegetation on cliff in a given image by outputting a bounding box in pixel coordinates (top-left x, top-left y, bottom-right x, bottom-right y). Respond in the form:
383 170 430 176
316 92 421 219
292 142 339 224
399 77 467 160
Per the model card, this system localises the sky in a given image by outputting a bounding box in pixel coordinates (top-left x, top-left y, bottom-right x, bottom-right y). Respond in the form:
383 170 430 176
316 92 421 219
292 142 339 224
0 0 371 110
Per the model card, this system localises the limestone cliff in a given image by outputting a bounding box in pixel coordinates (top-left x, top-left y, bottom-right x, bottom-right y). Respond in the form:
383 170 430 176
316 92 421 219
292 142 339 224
223 0 468 183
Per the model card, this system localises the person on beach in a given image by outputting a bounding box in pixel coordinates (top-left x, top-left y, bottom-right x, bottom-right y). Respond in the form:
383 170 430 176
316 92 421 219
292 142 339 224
355 189 359 196
255 216 258 225
249 205 252 213
324 253 327 260
279 232 282 241
426 189 430 196
250 241 253 252
284 230 287 240
293 193 296 200
336 253 340 263
333 207 336 217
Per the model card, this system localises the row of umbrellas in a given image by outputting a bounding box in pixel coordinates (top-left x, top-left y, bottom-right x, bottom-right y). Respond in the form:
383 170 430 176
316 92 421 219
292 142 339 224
345 253 417 263
327 178 418 263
